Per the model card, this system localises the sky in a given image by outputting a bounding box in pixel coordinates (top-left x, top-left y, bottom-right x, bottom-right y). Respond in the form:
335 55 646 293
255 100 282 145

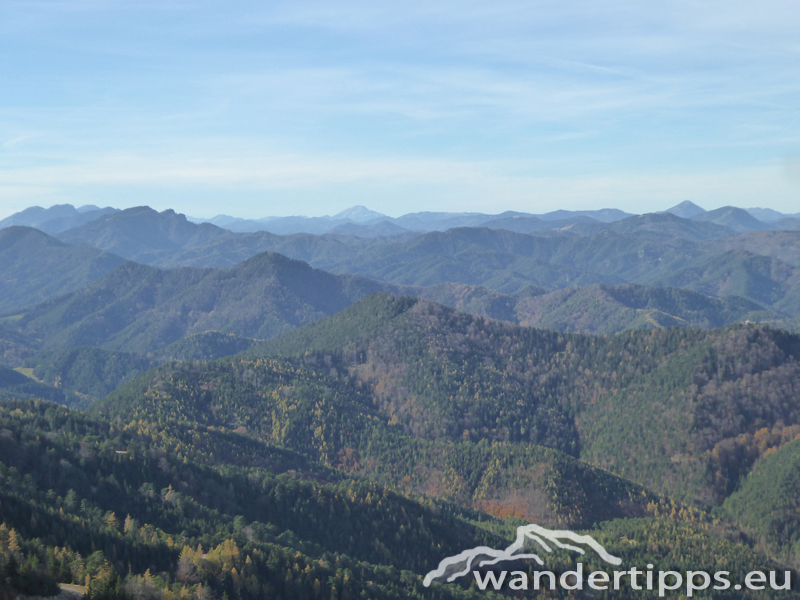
1 0 799 220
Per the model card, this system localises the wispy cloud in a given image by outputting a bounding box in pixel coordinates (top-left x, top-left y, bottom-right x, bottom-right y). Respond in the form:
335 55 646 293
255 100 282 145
2 134 43 149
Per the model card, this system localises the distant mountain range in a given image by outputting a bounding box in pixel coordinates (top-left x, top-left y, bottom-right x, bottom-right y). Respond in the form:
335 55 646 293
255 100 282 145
19 207 800 300
3 210 798 409
0 203 119 233
4 201 799 237
0 201 798 384
180 202 800 235
7 231 783 352
3 203 800 339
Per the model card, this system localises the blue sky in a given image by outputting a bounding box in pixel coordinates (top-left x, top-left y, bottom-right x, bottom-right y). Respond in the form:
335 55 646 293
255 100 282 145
1 0 799 219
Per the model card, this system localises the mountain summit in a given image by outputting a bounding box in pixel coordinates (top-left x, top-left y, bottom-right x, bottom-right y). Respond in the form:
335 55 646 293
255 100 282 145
693 206 768 233
664 200 706 218
332 205 388 222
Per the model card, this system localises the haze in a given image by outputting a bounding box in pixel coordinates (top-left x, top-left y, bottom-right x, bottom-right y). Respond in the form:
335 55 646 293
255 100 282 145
1 0 798 219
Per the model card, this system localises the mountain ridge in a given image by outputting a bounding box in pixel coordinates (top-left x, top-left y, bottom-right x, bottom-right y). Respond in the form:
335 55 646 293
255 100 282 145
248 294 800 507
0 226 126 314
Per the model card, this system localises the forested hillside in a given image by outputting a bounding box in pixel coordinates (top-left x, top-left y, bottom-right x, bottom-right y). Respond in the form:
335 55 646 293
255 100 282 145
3 299 800 597
0 227 125 313
8 254 402 354
0 398 506 600
722 437 800 565
510 284 780 333
5 246 788 414
0 364 75 405
2 385 796 598
26 347 159 400
95 351 654 528
253 295 800 507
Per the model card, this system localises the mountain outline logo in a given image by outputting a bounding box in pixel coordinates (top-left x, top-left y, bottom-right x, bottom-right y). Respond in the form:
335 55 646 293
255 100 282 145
423 523 622 587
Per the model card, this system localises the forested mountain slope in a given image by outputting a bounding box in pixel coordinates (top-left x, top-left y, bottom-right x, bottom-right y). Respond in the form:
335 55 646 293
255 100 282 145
708 231 800 266
252 295 800 506
186 223 800 316
0 363 75 405
0 398 507 600
650 249 800 315
55 207 234 263
510 284 780 332
722 436 800 566
3 301 800 596
4 242 783 410
5 201 800 599
95 353 652 527
0 227 125 313
4 368 796 598
9 340 262 406
8 254 404 354
26 346 160 400
8 205 798 321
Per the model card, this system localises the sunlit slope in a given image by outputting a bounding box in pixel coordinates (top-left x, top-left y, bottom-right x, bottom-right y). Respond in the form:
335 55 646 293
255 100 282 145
511 283 779 332
0 399 504 599
251 295 800 505
95 352 655 528
3 393 797 597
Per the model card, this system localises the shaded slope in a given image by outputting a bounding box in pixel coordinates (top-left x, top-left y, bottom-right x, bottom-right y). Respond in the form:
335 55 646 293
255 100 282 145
11 253 404 354
56 206 233 262
157 330 263 361
27 346 159 400
0 226 126 313
707 230 800 267
0 363 75 404
18 337 260 404
651 250 800 315
722 436 800 562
